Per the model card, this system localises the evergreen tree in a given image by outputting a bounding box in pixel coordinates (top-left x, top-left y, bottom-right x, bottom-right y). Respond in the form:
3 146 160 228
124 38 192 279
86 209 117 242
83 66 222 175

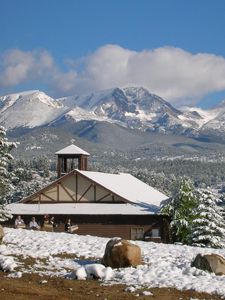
161 177 197 244
188 188 225 248
0 126 16 221
0 126 17 203
0 204 12 222
6 157 55 203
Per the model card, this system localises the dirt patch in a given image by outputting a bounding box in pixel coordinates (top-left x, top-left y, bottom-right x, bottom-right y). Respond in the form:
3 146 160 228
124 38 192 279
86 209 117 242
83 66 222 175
0 272 223 300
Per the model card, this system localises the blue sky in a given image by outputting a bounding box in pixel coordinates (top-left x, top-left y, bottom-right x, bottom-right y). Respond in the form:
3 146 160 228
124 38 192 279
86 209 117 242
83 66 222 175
1 0 225 107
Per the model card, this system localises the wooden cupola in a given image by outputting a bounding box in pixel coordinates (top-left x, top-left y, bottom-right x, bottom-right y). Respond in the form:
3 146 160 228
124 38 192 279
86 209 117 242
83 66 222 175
55 144 90 178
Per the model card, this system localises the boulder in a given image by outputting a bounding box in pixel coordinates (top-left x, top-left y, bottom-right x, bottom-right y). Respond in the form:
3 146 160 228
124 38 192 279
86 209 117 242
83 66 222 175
0 225 4 243
102 238 141 268
192 253 225 275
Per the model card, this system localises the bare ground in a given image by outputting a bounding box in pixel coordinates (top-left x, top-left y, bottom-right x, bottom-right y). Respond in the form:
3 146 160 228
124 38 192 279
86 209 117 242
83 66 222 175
0 272 224 300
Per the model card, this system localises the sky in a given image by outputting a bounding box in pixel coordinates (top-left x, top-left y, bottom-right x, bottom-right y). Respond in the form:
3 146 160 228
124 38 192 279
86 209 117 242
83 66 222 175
1 0 225 108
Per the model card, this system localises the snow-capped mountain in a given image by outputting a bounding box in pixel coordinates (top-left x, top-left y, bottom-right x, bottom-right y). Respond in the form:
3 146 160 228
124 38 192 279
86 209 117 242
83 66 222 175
57 87 199 134
181 104 225 137
1 87 225 140
0 90 68 129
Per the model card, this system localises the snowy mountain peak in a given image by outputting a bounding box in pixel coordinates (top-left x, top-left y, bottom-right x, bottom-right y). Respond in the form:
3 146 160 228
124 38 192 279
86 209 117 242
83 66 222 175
0 90 61 113
0 90 67 129
2 86 225 139
122 86 152 100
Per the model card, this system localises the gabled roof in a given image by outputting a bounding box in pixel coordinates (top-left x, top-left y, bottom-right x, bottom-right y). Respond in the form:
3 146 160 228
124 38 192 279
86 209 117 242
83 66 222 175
78 170 168 208
19 169 168 212
55 144 90 156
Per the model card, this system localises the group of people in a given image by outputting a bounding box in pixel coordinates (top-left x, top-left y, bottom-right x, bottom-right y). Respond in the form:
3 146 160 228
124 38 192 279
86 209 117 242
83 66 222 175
14 215 40 230
14 215 78 233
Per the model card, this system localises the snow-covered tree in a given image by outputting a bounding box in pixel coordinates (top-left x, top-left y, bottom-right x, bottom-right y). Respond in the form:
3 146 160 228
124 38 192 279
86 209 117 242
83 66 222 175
6 158 55 203
161 177 197 244
0 205 12 222
0 126 17 202
0 126 16 221
188 188 225 248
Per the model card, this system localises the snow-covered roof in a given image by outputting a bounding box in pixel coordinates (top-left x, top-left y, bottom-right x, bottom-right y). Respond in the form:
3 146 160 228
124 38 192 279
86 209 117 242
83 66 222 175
7 203 159 215
55 144 90 156
18 169 168 213
77 170 168 207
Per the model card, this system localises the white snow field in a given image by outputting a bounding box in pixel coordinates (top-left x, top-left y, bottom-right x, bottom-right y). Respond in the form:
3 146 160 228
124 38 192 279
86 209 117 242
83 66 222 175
0 228 225 297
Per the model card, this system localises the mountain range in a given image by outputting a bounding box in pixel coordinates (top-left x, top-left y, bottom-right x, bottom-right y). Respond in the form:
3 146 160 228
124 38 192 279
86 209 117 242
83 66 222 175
1 87 225 158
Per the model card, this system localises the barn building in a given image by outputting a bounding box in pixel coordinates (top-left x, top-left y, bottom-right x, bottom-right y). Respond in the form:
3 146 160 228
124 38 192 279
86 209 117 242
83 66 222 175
7 144 170 242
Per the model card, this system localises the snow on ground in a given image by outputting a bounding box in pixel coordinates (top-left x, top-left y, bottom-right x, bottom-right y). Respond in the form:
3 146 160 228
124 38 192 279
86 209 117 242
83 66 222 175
1 228 225 297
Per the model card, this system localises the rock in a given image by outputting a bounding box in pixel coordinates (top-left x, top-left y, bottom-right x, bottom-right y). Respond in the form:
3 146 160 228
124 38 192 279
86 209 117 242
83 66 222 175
192 253 225 275
0 225 4 243
102 238 141 268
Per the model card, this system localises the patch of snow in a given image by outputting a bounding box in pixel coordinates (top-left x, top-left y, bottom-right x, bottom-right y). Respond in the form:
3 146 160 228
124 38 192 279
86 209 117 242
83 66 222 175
0 254 17 272
142 291 153 296
66 106 109 123
124 286 137 292
40 280 48 284
76 264 114 280
8 271 22 278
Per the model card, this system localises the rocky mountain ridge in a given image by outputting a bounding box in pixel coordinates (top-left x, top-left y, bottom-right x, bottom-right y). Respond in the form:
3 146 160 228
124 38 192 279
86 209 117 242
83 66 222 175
0 87 225 140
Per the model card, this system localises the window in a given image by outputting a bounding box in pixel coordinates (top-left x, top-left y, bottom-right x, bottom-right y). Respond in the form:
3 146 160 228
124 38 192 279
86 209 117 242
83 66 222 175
131 227 144 240
151 228 160 238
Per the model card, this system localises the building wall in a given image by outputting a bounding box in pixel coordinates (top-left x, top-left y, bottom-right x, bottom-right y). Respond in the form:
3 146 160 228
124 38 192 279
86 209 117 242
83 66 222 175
6 214 170 242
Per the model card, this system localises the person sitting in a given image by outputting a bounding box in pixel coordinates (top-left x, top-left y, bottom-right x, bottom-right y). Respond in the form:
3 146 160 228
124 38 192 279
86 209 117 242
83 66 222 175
65 218 72 233
42 215 52 231
14 215 25 229
65 218 78 233
29 217 40 230
43 214 49 226
50 216 57 232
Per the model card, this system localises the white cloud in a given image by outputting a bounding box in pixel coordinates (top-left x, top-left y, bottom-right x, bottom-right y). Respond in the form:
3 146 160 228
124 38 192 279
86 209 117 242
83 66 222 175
77 45 225 105
0 49 77 95
1 45 225 105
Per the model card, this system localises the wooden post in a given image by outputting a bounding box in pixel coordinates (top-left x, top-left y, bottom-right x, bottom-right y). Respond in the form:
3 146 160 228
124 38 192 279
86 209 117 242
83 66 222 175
78 155 81 170
57 157 62 178
75 173 78 202
84 157 88 170
38 194 41 212
63 157 67 173
57 183 60 201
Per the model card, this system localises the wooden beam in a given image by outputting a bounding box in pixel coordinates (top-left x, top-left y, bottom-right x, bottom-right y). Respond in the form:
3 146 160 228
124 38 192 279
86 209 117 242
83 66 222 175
59 182 75 201
20 170 77 203
78 184 93 202
97 193 111 202
41 193 56 202
94 184 96 202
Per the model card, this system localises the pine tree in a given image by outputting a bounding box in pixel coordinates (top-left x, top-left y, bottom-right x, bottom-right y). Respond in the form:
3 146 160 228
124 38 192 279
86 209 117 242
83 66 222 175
161 177 197 244
0 126 16 221
188 188 225 248
0 204 13 222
